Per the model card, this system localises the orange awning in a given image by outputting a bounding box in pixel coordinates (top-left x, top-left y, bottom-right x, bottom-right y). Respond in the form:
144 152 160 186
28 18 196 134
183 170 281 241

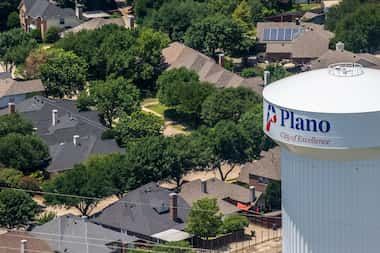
237 202 250 211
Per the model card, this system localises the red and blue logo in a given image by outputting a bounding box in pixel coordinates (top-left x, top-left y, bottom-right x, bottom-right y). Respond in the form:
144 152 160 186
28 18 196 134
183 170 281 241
266 104 277 132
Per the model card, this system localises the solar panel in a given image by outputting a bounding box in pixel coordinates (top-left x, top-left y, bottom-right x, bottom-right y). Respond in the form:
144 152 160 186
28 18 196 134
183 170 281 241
269 28 278 40
263 28 270 41
278 28 285 41
284 28 292 41
292 28 302 39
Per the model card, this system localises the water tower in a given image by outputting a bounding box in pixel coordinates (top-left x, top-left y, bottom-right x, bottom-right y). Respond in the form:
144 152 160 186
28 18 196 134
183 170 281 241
263 63 380 253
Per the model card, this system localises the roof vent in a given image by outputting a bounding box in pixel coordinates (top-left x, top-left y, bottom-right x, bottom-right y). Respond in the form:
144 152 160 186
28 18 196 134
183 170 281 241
328 63 364 77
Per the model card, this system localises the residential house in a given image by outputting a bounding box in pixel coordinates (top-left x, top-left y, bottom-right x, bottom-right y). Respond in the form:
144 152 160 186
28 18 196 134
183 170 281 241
179 178 263 215
92 182 192 242
0 230 54 253
256 22 334 64
162 42 264 95
0 96 123 173
0 73 44 108
238 147 280 193
32 214 137 253
311 42 380 70
19 0 81 39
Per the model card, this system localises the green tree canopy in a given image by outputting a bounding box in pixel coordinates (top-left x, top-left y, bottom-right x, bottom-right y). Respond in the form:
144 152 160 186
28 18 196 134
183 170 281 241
43 162 116 215
40 49 88 98
0 113 34 138
0 0 19 31
89 77 141 128
45 26 61 43
114 111 164 146
184 14 254 57
6 11 19 29
201 87 260 126
186 198 223 238
0 168 23 187
264 180 281 211
0 133 50 173
265 64 291 83
222 214 249 233
0 189 40 228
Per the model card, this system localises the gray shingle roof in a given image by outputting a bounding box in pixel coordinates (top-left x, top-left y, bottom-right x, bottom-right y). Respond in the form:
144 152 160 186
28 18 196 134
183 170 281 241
238 147 281 184
92 182 190 238
23 0 76 19
179 178 261 215
32 214 137 253
162 42 264 95
0 96 123 172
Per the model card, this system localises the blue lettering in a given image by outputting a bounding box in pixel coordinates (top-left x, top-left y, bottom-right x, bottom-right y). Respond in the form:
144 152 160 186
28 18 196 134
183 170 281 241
281 109 289 126
319 120 330 133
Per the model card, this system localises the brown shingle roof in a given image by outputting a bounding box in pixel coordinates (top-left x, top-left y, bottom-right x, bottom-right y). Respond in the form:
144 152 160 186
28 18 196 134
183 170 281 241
179 178 262 215
238 147 281 184
311 50 380 70
0 79 44 98
0 231 53 253
162 42 264 95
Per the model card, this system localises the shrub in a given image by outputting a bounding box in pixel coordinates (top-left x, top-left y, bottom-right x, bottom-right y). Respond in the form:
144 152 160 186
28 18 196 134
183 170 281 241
18 176 41 191
241 67 263 78
36 211 56 225
222 214 249 233
76 91 95 111
0 168 23 187
45 27 61 43
101 129 116 140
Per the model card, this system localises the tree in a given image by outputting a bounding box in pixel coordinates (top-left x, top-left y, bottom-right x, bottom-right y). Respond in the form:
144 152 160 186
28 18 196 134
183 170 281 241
201 87 260 126
0 28 37 71
40 50 88 98
114 111 163 146
264 181 281 211
90 77 141 127
222 214 249 233
45 26 61 43
206 0 240 15
333 4 380 52
232 0 252 31
0 168 23 187
0 133 50 173
0 189 40 228
265 64 291 83
6 11 19 29
43 163 115 215
184 14 254 57
186 198 223 239
0 113 34 138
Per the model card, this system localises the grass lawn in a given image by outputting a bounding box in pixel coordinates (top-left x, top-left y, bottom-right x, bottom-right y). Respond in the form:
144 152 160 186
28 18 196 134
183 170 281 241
298 3 321 11
146 103 168 116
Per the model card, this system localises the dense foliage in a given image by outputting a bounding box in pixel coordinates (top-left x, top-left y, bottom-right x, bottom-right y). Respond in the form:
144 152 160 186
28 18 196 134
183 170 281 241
264 180 281 211
0 0 19 31
222 214 249 233
0 189 40 228
0 113 34 138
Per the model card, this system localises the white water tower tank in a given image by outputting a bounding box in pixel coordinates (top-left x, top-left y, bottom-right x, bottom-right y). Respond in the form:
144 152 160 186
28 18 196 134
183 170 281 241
263 63 380 253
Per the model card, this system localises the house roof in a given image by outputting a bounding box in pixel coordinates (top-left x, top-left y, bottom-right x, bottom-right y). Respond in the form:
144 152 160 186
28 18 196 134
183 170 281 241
63 18 125 35
0 78 44 98
0 230 54 253
21 0 76 19
238 147 281 184
179 178 261 215
256 22 333 59
151 229 191 242
0 96 123 172
32 214 137 253
162 42 264 95
92 182 190 238
0 72 12 80
311 49 380 70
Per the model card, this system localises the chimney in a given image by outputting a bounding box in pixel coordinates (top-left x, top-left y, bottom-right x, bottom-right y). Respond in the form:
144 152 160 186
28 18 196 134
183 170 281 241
8 102 15 114
169 193 178 221
127 15 135 29
52 109 58 126
263 71 270 86
73 135 80 146
20 239 27 253
218 53 225 67
336 41 345 51
75 1 84 20
201 180 207 193
295 18 300 25
249 186 256 203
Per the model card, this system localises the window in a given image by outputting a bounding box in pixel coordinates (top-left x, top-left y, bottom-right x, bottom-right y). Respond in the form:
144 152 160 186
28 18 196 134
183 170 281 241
59 18 65 25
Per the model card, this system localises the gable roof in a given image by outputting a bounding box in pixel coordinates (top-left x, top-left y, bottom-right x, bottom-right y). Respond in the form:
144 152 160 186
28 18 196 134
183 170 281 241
0 78 44 98
21 0 76 19
256 22 334 59
179 178 261 215
0 230 53 253
32 214 137 253
238 147 281 184
63 18 125 35
162 42 264 95
92 182 190 237
311 49 380 70
0 96 123 172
